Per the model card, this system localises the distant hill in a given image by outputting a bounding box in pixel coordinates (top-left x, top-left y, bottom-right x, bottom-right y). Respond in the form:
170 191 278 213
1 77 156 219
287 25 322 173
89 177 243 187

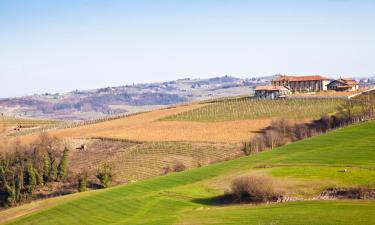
0 75 272 120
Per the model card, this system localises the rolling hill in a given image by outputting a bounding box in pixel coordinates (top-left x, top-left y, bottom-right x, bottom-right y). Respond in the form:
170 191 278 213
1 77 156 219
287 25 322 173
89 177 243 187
0 76 270 121
2 120 375 225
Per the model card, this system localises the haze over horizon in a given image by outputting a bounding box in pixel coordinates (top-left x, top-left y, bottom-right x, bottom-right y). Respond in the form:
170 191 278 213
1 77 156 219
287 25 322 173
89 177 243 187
1 0 374 98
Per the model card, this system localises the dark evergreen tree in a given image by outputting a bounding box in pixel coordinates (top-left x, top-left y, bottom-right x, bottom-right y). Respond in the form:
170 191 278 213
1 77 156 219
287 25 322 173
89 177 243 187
57 147 69 181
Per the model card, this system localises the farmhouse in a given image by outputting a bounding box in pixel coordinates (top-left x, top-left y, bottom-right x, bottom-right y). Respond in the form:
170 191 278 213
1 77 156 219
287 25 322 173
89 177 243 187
272 75 331 92
327 78 359 91
255 86 291 99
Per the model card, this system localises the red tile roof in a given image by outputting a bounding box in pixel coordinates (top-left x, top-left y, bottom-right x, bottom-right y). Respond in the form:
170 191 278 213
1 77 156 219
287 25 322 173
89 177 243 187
328 78 358 87
255 85 289 91
273 75 330 82
339 78 358 85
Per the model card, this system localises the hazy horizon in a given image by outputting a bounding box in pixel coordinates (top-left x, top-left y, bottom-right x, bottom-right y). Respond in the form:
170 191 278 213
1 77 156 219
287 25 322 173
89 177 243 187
1 0 374 98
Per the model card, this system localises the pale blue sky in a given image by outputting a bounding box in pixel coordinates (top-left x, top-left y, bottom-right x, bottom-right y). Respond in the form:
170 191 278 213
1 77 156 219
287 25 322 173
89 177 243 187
0 0 374 97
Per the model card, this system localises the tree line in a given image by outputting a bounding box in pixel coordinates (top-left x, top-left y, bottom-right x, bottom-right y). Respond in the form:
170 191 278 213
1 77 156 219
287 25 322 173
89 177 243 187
242 94 375 155
0 133 114 208
0 133 68 207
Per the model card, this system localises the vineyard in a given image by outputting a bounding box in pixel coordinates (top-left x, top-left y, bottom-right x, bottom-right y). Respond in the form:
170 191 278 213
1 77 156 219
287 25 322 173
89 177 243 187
43 103 269 143
163 97 345 122
69 139 241 182
108 141 241 181
0 116 59 135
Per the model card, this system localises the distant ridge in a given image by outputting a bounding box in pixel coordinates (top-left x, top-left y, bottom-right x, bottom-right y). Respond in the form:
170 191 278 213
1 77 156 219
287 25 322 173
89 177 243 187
0 75 272 121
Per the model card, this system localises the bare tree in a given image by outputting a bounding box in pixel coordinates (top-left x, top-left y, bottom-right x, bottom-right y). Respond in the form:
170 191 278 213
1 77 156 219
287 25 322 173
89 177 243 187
264 130 284 149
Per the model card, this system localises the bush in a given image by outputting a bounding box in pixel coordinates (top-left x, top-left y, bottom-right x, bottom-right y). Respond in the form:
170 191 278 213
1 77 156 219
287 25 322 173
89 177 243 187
96 164 113 188
230 174 278 203
172 161 186 172
78 173 88 192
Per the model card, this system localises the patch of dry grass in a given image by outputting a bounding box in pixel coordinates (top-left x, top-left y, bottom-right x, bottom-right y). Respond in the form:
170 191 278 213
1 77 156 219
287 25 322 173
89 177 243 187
13 104 271 143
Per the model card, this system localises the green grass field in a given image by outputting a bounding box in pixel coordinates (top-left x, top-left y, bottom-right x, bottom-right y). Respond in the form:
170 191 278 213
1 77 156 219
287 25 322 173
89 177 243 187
162 98 344 122
2 120 375 225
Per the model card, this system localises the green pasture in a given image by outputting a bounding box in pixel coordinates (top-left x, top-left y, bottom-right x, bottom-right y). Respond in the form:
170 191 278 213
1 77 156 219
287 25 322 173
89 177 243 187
2 121 375 225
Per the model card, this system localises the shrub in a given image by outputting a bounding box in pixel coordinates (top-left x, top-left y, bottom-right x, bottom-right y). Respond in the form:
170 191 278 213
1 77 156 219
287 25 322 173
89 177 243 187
173 161 186 172
162 165 171 174
96 164 113 188
230 174 278 203
78 173 88 192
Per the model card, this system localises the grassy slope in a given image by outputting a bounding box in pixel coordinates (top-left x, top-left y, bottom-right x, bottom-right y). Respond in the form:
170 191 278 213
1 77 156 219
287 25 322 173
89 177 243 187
2 121 375 225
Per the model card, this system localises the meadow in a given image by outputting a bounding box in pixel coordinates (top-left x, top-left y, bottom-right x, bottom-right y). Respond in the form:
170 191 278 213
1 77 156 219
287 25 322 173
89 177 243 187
2 120 375 225
163 97 344 122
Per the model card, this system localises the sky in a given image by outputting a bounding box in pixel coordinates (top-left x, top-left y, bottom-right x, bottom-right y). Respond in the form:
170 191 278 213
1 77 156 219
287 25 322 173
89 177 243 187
0 0 374 98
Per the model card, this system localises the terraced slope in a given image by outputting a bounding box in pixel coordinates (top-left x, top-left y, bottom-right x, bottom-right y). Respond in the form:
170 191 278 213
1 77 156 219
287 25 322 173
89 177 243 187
2 120 375 225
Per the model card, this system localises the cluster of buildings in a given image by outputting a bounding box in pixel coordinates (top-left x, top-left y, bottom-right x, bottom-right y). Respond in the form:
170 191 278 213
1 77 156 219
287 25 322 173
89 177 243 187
255 75 359 99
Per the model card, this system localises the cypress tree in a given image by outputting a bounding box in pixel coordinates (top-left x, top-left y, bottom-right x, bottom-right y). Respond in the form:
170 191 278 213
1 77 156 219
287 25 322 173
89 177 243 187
57 147 69 181
15 173 22 203
4 183 15 207
35 170 44 186
50 165 58 181
25 164 37 194
42 157 50 183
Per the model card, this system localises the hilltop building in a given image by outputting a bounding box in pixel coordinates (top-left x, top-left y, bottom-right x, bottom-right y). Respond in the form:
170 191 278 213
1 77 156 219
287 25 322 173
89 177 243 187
271 75 331 92
254 86 291 99
327 78 359 91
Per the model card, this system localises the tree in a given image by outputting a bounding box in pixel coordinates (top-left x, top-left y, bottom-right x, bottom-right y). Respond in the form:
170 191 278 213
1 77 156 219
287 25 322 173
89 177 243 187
15 170 23 202
35 170 44 186
42 157 50 183
25 164 37 194
38 133 62 181
57 147 69 181
0 156 10 183
49 165 58 182
264 130 283 149
96 164 113 188
78 172 88 192
0 135 70 208
4 183 15 207
337 99 354 122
